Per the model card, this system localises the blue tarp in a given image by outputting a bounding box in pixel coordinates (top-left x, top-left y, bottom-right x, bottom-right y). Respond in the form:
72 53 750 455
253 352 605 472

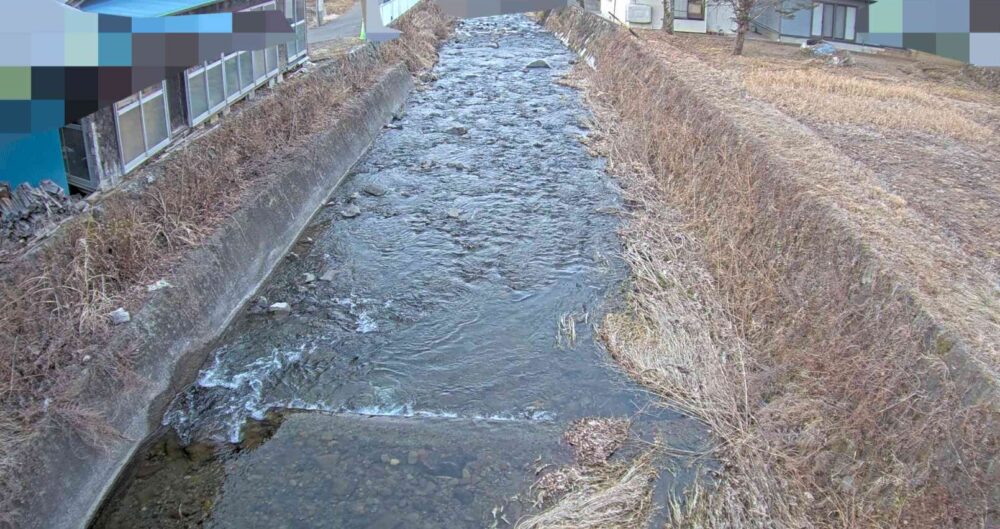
79 0 220 17
0 129 68 191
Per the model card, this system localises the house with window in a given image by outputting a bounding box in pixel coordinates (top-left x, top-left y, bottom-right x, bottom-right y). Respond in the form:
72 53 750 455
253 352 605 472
753 0 875 46
598 0 879 42
598 0 736 34
0 0 308 196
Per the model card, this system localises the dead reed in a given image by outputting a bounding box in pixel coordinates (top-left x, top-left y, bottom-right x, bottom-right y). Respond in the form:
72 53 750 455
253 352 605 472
516 418 657 529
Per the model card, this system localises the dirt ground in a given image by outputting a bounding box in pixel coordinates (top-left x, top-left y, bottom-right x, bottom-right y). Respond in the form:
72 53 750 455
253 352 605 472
663 32 1000 282
306 0 356 27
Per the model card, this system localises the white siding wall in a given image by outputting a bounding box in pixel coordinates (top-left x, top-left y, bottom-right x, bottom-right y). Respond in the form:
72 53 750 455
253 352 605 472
598 0 730 34
380 0 420 25
706 1 734 33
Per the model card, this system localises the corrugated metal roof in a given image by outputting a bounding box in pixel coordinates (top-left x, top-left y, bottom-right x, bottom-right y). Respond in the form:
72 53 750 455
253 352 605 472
79 0 221 17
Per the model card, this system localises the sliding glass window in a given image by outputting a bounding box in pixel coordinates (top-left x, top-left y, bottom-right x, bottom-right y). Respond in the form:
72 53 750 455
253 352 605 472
114 82 170 171
812 3 858 42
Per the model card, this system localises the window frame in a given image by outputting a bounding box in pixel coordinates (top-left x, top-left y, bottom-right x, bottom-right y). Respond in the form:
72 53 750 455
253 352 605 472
286 18 308 64
185 56 227 126
114 81 171 172
672 0 706 21
283 0 308 65
182 1 284 127
811 2 859 43
246 2 282 79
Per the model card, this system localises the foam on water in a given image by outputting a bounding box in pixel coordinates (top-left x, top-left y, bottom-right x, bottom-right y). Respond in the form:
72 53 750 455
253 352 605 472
165 344 310 443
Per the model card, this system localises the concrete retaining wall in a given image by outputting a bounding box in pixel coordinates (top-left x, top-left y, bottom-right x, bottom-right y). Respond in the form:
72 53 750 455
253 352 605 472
18 63 414 529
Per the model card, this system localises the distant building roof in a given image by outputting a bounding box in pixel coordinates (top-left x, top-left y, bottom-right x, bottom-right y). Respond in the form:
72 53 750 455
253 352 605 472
79 0 221 17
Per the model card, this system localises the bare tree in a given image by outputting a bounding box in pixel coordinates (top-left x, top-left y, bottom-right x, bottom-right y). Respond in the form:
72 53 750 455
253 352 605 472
663 0 674 34
719 0 812 56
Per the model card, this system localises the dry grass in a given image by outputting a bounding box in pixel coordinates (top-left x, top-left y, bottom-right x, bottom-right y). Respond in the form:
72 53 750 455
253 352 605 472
571 65 811 528
546 8 998 529
0 3 453 524
743 68 994 141
658 31 1000 284
516 418 657 529
324 0 356 17
564 417 630 466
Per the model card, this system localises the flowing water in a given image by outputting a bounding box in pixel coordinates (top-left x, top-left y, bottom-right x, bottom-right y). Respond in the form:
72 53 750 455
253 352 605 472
92 15 705 529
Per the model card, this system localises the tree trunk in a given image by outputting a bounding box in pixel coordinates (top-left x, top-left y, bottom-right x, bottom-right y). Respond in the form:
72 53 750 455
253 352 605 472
733 20 749 55
663 0 673 33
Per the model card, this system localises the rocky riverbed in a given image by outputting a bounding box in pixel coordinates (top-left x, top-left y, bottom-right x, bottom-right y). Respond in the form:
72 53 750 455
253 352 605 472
91 15 703 529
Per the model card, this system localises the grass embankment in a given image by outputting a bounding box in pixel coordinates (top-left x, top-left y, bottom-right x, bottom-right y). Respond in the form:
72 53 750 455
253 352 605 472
0 4 452 525
541 8 998 529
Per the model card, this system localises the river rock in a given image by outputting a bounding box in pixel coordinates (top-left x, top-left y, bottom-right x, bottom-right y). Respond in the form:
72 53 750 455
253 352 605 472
146 279 172 292
302 273 316 283
108 307 130 325
487 41 500 49
447 208 461 219
525 59 551 69
268 302 291 316
341 204 361 218
444 125 469 136
320 268 337 282
363 183 388 197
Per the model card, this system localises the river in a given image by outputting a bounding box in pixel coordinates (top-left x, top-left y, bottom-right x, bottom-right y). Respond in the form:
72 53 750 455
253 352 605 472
92 15 702 529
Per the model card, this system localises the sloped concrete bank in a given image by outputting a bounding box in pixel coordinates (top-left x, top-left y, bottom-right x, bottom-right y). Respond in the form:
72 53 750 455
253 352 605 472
543 7 998 527
16 64 414 529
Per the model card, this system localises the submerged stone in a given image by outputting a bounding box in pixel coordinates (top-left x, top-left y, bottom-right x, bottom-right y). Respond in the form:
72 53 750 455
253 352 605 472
341 204 361 218
363 183 389 197
268 302 291 316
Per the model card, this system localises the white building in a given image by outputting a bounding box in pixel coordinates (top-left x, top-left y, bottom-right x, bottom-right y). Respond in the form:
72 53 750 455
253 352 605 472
598 0 736 34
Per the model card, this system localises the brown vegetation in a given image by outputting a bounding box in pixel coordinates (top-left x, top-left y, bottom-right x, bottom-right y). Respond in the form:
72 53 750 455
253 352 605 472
516 417 657 529
0 3 453 524
546 8 998 529
325 0 356 17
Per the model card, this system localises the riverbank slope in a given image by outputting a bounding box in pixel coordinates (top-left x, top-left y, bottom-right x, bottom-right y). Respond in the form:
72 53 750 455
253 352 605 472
544 7 999 528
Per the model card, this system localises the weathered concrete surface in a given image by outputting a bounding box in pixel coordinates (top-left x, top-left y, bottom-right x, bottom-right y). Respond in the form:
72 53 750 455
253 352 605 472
209 414 570 529
18 64 414 529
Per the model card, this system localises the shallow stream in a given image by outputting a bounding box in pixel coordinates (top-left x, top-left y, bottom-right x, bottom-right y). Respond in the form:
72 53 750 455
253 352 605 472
92 15 703 529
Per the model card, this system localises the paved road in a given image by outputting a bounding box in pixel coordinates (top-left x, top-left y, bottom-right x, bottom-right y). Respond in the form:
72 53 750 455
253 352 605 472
308 1 362 44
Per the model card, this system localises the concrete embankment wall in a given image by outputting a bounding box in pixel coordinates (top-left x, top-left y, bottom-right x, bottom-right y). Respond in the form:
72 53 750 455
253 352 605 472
18 62 414 529
544 8 998 526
